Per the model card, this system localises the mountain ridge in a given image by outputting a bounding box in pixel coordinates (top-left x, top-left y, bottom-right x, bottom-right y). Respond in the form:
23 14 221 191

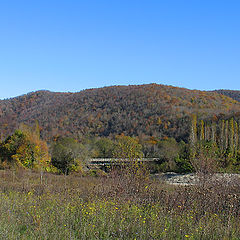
1 85 240 101
1 84 240 141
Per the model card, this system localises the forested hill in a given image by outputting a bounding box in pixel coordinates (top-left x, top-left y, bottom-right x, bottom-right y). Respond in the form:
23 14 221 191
0 84 240 141
214 90 240 102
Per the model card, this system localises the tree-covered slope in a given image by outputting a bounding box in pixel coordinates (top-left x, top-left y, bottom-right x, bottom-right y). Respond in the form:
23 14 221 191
214 90 240 103
1 84 240 141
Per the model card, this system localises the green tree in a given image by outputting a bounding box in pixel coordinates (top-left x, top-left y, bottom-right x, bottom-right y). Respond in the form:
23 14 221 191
51 137 88 174
0 130 28 166
95 138 114 158
157 138 181 171
112 135 143 160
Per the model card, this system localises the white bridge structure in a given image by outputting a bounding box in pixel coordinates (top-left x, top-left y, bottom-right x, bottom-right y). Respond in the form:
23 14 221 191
87 158 160 168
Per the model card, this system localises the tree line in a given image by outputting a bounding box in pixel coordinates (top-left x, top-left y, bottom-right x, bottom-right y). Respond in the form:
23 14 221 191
1 115 240 174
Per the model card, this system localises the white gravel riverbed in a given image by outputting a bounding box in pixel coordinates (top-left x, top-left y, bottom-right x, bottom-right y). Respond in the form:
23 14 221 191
152 172 240 186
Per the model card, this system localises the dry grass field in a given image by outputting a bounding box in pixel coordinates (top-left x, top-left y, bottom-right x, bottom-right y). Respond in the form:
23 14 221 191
0 168 240 239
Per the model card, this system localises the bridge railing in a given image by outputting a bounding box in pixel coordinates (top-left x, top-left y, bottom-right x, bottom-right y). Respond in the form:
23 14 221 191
87 158 160 166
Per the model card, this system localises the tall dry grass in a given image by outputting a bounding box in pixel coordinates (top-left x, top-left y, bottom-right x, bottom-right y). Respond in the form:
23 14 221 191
0 168 239 239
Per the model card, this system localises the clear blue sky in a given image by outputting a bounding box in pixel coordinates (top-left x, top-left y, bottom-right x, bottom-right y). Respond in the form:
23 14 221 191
0 0 240 99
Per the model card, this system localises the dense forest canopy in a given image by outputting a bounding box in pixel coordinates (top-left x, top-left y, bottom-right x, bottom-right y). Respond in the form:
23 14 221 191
0 84 240 142
214 90 240 103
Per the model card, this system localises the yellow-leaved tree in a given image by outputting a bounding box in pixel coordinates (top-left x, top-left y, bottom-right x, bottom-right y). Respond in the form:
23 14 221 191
0 122 53 176
111 134 148 195
18 122 51 171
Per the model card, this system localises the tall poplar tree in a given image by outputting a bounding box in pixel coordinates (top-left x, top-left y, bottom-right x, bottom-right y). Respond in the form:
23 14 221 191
189 114 197 159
